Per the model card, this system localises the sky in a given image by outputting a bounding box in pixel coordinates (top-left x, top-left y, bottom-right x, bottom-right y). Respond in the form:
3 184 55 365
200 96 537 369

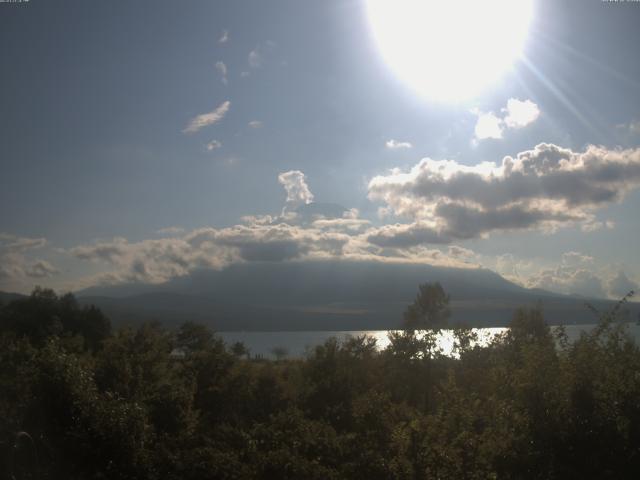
1 0 640 299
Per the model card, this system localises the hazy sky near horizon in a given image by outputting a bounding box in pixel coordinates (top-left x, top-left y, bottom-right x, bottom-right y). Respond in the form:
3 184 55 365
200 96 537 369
1 0 640 298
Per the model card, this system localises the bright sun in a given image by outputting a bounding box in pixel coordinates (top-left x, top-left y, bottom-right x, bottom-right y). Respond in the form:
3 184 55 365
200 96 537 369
366 0 534 102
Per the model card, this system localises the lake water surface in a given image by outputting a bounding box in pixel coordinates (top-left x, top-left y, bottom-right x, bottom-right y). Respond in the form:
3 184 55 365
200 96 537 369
220 324 640 359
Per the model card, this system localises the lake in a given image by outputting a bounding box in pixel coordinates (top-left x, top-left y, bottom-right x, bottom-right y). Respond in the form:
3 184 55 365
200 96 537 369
219 323 640 359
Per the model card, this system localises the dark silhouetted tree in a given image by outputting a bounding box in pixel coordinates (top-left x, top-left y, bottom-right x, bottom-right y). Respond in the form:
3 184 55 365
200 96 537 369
230 340 250 359
403 282 450 331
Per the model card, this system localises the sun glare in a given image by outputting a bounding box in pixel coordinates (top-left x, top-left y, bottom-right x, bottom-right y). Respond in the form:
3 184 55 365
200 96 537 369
366 0 534 102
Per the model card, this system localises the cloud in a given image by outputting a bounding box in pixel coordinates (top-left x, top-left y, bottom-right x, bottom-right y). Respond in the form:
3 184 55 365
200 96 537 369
385 139 413 149
183 100 230 134
278 170 314 212
157 227 185 236
608 271 638 298
248 41 276 69
70 237 130 263
473 98 540 141
26 260 59 278
70 235 232 285
447 245 476 260
0 233 46 252
70 221 355 285
368 143 640 242
367 222 451 248
248 120 263 129
581 220 615 232
561 251 594 268
215 61 228 85
206 139 222 151
503 98 540 129
0 234 54 287
616 120 640 135
474 112 504 140
218 30 229 44
70 216 475 289
248 50 261 68
67 170 480 289
520 251 605 298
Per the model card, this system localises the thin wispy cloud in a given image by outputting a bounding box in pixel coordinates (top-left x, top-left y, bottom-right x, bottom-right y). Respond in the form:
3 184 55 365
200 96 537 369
206 139 222 151
617 120 640 135
0 233 55 287
248 41 276 69
248 49 262 68
248 120 263 129
157 227 185 236
385 139 413 149
26 260 58 278
182 100 230 134
218 29 229 44
215 61 228 85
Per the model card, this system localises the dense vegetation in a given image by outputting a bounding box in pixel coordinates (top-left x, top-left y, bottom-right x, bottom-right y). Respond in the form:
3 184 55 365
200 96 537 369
1 285 639 479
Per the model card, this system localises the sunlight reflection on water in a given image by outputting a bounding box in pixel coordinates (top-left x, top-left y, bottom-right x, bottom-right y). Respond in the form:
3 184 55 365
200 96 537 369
219 324 640 359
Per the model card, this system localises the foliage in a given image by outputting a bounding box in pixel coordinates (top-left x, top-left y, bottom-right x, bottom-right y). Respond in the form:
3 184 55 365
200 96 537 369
403 282 450 331
1 288 640 478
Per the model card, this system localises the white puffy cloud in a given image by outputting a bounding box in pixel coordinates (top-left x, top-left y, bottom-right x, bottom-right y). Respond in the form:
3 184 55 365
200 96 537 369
278 170 314 211
503 98 540 129
70 216 476 289
473 98 540 141
67 168 481 289
385 139 413 149
368 143 640 242
474 112 504 140
215 61 228 85
183 100 230 134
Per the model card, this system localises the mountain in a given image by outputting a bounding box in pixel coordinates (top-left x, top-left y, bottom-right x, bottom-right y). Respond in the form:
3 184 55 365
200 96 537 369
74 260 638 331
0 291 27 305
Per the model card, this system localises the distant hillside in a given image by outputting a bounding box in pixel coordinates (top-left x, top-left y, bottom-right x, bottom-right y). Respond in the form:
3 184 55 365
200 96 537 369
74 261 638 331
0 291 27 305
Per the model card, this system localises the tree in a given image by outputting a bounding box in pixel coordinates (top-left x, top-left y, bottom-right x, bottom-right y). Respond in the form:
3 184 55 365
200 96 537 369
230 341 250 359
271 346 289 361
403 282 450 331
175 321 214 353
